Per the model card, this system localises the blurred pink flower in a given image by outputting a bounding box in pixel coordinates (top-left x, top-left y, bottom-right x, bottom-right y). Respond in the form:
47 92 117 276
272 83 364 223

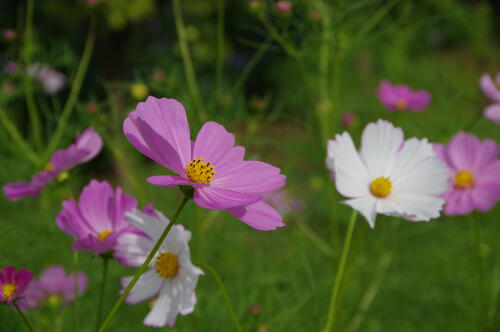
4 61 17 75
28 64 66 94
377 80 431 112
56 180 138 256
0 266 32 304
124 96 286 231
479 73 500 125
309 11 321 22
484 104 500 125
341 112 357 129
276 1 292 14
20 266 87 310
4 128 103 201
3 29 17 41
434 132 500 215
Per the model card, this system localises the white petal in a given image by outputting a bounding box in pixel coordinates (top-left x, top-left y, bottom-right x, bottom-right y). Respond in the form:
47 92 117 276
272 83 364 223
176 267 202 315
342 196 377 228
390 137 448 197
331 132 370 198
385 193 444 221
162 225 192 254
116 233 152 267
126 209 166 241
144 281 180 328
123 270 163 305
360 120 403 178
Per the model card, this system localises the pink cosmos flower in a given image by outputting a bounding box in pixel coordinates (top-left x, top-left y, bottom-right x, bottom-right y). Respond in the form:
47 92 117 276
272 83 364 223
276 0 292 14
0 266 32 304
377 80 431 112
56 180 138 255
124 96 286 231
341 112 357 129
434 132 500 215
20 266 87 310
479 73 500 125
4 128 102 201
3 29 17 41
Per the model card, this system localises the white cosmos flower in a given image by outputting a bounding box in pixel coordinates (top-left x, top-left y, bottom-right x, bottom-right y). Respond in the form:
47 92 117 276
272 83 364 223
115 209 203 328
326 119 448 227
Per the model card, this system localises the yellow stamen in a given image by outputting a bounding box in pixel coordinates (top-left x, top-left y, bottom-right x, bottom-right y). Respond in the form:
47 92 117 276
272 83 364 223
2 283 16 299
370 177 392 198
454 170 474 190
395 99 407 110
185 157 215 184
155 252 179 279
44 163 55 171
57 171 69 183
97 230 112 243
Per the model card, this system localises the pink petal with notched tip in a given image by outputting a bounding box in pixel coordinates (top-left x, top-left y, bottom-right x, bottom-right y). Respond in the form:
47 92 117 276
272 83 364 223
227 200 285 230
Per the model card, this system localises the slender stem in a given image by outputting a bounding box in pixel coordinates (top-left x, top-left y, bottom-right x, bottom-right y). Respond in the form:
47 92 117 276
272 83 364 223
471 214 486 327
232 39 270 94
22 0 42 151
98 195 191 332
0 107 40 165
259 17 299 58
95 257 110 331
73 251 80 332
172 0 206 121
13 302 35 332
323 210 358 332
45 16 97 159
215 0 225 93
197 262 243 332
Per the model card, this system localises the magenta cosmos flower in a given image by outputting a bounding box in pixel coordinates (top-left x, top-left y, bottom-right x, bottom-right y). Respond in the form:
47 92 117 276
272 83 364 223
434 132 500 215
0 266 32 304
56 180 138 255
20 266 87 310
124 96 286 231
377 80 431 112
4 127 102 201
479 72 500 125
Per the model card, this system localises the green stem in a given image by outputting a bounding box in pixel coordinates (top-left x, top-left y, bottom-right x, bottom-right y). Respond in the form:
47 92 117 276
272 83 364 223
197 262 243 332
172 0 206 121
73 251 80 332
0 107 40 165
323 210 358 332
98 195 191 332
215 0 225 93
45 16 97 159
232 39 270 94
471 214 486 328
259 17 299 58
95 257 110 331
13 302 35 332
23 0 42 151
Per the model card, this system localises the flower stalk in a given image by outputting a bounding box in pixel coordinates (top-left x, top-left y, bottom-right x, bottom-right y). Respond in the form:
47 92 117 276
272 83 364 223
323 209 358 332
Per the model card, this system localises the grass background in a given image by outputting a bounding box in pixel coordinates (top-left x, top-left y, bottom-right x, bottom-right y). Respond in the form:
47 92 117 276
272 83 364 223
1 0 500 331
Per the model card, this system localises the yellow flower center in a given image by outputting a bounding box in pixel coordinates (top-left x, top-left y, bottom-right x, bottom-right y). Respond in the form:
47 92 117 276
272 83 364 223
44 163 55 171
395 99 407 110
47 294 62 308
370 177 392 198
185 157 215 184
454 170 474 189
97 230 112 242
57 171 69 183
2 283 16 299
155 252 179 279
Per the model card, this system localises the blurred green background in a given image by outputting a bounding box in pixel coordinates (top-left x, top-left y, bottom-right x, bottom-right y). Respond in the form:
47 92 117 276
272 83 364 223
1 0 500 331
